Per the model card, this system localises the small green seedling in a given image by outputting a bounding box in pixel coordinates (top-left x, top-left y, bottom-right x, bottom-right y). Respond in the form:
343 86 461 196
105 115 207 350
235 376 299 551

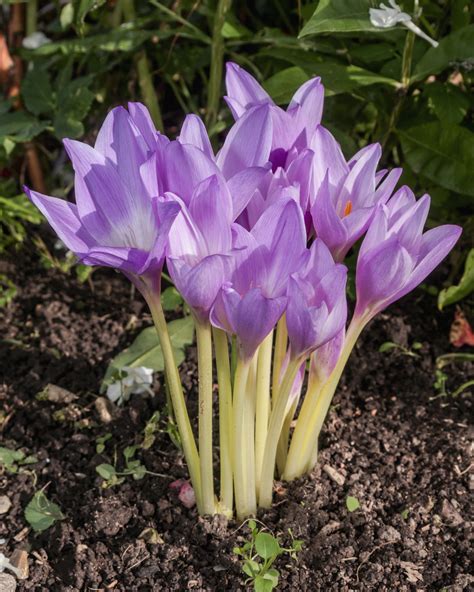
0 446 37 474
141 408 181 451
431 359 474 400
25 490 65 532
401 508 410 520
346 496 360 512
142 411 161 450
95 432 112 454
96 445 167 488
233 520 303 591
378 341 422 358
96 445 145 487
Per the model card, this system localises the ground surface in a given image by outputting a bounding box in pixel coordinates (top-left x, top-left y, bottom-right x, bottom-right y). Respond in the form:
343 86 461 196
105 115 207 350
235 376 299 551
0 242 472 592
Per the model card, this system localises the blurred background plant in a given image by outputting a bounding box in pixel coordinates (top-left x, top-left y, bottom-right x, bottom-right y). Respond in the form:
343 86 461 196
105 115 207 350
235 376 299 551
0 0 472 309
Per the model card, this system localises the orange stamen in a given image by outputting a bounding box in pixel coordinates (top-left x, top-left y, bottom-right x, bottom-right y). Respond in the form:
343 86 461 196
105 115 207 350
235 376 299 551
343 200 352 217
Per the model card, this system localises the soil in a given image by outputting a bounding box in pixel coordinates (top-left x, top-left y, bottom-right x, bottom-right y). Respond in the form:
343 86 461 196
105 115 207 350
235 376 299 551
0 239 472 592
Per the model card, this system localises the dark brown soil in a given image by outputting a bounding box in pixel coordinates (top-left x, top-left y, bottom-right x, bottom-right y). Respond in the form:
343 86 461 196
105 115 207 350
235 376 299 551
0 240 472 592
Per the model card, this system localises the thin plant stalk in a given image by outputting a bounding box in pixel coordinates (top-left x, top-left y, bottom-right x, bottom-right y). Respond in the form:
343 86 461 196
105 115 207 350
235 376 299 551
195 320 215 515
232 355 255 519
213 327 233 516
122 0 164 132
259 357 302 508
25 0 37 37
272 314 287 402
144 290 203 513
276 393 299 475
206 0 232 130
245 356 258 506
255 331 273 494
283 320 365 481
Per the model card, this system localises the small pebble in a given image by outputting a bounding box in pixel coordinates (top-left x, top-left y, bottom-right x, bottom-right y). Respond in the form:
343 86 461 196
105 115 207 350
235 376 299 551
323 464 345 486
0 573 16 592
0 497 11 515
94 397 115 424
9 550 28 580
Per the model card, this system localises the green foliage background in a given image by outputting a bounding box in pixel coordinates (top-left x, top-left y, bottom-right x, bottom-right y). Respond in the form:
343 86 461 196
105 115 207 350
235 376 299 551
0 0 473 302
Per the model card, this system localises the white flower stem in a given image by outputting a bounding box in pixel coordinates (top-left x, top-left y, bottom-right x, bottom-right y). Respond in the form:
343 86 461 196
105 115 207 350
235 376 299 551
272 314 288 403
283 320 365 481
145 291 203 513
233 355 256 520
255 331 273 496
259 357 302 508
195 319 215 515
213 328 233 516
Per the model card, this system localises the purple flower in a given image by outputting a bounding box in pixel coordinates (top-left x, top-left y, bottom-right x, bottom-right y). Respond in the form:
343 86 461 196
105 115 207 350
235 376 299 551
310 126 402 261
225 62 324 168
176 108 273 221
211 199 307 359
354 187 462 320
166 175 235 321
286 239 348 359
25 104 179 280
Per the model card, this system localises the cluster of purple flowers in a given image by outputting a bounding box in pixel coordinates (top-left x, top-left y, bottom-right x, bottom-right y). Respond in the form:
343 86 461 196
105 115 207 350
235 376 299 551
26 63 461 519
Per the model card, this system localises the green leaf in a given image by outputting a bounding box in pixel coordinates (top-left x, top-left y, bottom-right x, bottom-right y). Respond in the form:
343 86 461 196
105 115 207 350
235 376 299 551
25 491 65 532
254 575 277 592
60 3 75 29
399 122 474 197
346 495 360 512
255 532 281 560
243 559 260 578
22 68 54 116
96 463 116 480
438 249 474 309
413 25 474 80
0 447 37 472
23 29 155 56
75 0 107 28
263 67 310 104
263 64 398 105
53 77 95 139
378 341 398 353
265 568 279 583
300 0 381 37
425 82 470 124
161 287 183 311
0 447 24 471
102 316 194 387
309 63 398 94
0 112 48 143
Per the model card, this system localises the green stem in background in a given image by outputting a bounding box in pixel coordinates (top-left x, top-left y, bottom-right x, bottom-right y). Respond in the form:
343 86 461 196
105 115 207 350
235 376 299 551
122 0 164 132
272 315 287 403
283 320 365 482
401 30 415 90
232 355 255 520
259 357 302 508
255 331 273 495
380 6 417 150
195 320 215 515
213 328 233 516
206 0 232 130
144 290 203 513
26 0 38 36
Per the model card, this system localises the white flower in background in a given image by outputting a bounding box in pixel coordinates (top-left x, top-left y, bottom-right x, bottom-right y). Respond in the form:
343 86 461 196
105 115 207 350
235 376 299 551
22 31 51 49
0 552 22 578
370 0 439 48
106 366 154 406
